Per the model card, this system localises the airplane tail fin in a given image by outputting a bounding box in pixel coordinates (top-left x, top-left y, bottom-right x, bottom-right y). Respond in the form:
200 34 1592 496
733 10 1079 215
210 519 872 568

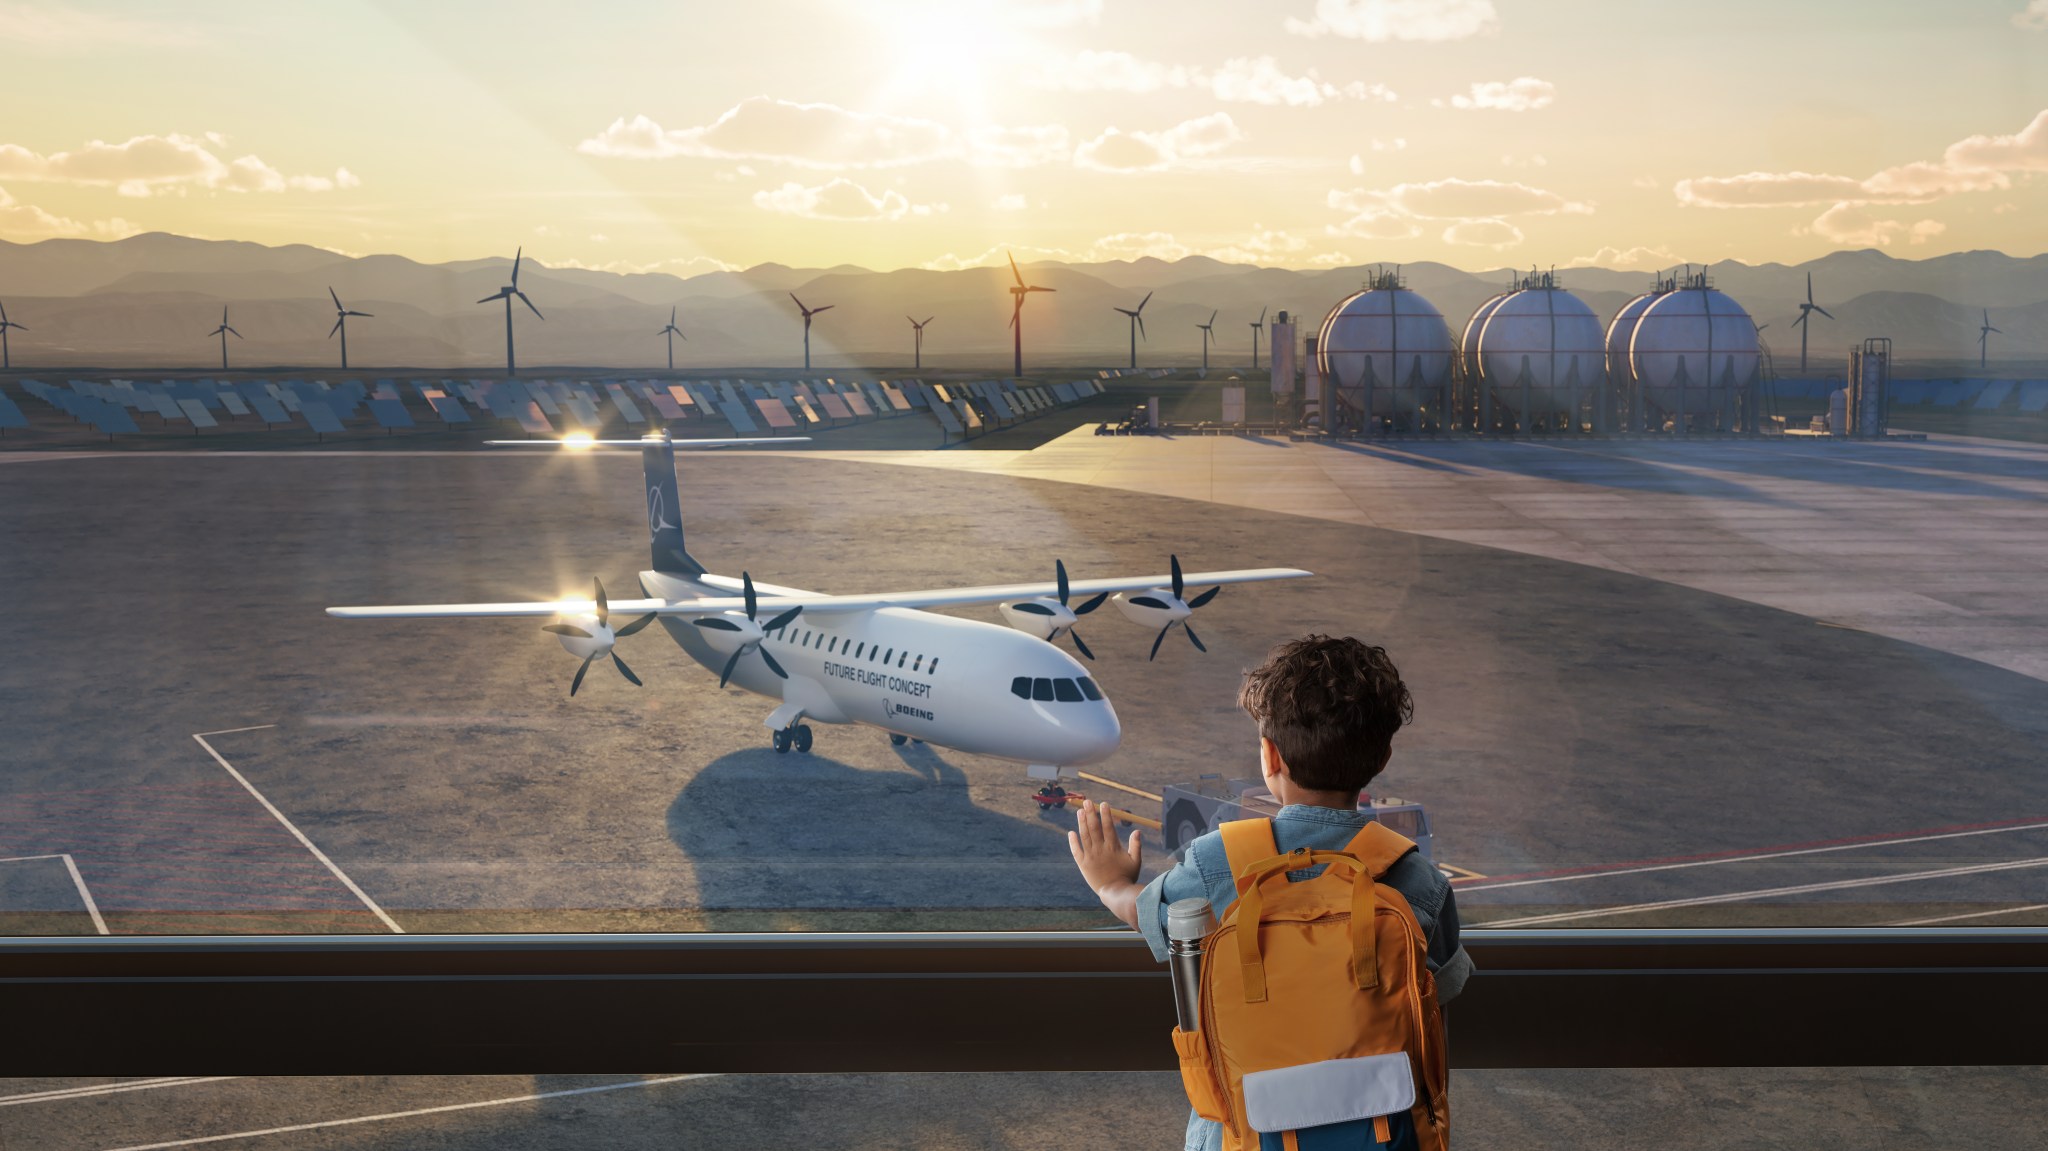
643 433 705 577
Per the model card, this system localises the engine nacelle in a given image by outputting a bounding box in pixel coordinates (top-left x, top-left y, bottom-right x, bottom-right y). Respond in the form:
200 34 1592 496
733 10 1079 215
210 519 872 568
1113 589 1189 627
690 611 764 655
999 597 1076 639
551 613 615 660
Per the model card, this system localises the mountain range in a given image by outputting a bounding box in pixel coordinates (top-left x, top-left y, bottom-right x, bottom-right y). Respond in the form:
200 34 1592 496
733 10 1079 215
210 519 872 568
0 233 2041 373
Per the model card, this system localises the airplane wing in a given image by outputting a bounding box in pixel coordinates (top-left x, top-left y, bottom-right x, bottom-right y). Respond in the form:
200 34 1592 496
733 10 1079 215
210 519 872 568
327 568 1311 621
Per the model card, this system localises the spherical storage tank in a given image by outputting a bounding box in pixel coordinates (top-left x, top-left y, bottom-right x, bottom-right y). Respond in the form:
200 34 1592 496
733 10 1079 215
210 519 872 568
1317 268 1456 419
1626 270 1760 421
1464 272 1605 421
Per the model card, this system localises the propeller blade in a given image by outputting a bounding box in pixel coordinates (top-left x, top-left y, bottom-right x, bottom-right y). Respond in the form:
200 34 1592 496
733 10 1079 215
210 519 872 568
571 652 596 696
1170 554 1184 599
518 291 543 319
614 613 658 637
1150 623 1171 662
1056 559 1070 605
542 623 594 638
1074 591 1108 615
764 604 803 631
1813 306 1834 320
594 578 609 626
742 572 758 619
330 286 342 310
758 645 789 679
329 318 343 338
1070 630 1095 661
718 648 743 689
611 651 642 687
1188 585 1221 609
1185 623 1207 653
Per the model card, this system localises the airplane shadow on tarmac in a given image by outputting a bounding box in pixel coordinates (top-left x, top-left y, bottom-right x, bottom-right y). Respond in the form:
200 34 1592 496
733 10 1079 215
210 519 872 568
667 746 1102 931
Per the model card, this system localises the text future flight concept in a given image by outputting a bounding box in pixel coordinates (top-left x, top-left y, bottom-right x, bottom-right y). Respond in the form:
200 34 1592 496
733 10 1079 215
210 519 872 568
328 432 1310 771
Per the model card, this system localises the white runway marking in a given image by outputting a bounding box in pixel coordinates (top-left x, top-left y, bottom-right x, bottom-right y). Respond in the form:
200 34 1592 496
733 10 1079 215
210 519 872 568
1890 903 2048 926
0 1078 238 1106
0 853 109 935
1481 855 2048 927
96 1074 718 1151
1459 820 2048 895
190 730 402 934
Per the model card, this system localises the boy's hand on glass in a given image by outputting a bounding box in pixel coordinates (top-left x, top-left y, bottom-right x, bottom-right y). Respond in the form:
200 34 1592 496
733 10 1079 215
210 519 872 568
1067 799 1144 894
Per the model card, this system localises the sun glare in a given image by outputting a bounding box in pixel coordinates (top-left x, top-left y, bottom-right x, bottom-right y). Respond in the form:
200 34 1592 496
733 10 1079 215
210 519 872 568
563 432 596 449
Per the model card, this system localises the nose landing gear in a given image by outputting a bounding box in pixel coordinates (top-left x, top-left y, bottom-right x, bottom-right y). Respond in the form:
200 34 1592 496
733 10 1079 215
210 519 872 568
772 724 814 754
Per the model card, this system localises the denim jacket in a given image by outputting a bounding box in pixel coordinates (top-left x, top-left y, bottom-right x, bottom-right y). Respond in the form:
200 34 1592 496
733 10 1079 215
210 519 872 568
1134 804 1472 1151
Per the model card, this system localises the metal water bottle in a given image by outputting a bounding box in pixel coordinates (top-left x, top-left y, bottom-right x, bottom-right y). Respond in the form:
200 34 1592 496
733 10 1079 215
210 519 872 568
1167 897 1215 1032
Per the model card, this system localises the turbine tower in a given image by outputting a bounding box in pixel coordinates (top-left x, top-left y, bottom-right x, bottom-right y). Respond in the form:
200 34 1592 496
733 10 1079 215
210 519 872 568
1113 291 1151 370
1788 272 1833 372
791 293 833 371
1249 306 1266 370
658 306 685 371
0 300 25 370
907 314 933 371
1979 309 2001 369
206 306 242 372
1005 253 1053 377
1196 310 1217 371
327 287 372 370
477 247 543 377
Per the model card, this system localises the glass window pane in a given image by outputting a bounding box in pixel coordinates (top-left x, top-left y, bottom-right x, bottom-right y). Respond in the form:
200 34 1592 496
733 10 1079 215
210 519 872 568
1054 678 1083 702
1011 676 1032 699
1032 677 1055 701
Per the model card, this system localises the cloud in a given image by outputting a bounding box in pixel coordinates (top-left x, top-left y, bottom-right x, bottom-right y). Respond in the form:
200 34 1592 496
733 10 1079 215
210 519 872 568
1093 231 1194 261
1206 227 1312 263
1074 113 1246 171
1569 245 1681 269
1286 0 1498 41
2016 0 2048 29
1373 177 1588 219
991 193 1028 211
1209 56 1390 106
1031 50 1394 107
921 244 1089 271
1806 202 1909 247
0 134 355 197
1909 219 1947 245
1032 49 1191 93
0 184 87 237
1443 77 1555 112
1327 210 1423 240
0 2 200 48
553 254 742 275
752 177 944 221
968 124 1072 167
1675 171 1871 207
1942 107 2048 170
578 100 954 169
922 229 1327 269
1441 219 1522 248
1306 251 1353 267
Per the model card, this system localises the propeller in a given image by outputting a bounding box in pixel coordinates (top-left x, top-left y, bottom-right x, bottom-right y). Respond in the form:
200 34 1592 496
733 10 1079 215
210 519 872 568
692 572 802 688
1051 558 1108 660
1146 554 1220 661
542 577 656 696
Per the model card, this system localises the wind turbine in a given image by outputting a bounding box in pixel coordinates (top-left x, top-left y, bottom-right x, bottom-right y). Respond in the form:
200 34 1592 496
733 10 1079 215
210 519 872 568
1979 309 2001 369
1196 310 1217 371
477 247 542 377
658 306 685 371
1788 272 1833 372
1113 291 1150 370
1249 306 1266 371
327 287 372 370
907 314 934 371
1005 253 1053 377
0 300 25 370
207 306 242 372
791 293 833 371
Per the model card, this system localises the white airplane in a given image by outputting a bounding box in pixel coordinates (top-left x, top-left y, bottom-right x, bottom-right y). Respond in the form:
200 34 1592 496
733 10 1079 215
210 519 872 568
328 431 1311 772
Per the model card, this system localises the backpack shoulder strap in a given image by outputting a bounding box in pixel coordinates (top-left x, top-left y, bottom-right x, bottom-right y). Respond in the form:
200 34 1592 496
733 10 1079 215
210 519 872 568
1219 817 1280 896
1340 820 1417 879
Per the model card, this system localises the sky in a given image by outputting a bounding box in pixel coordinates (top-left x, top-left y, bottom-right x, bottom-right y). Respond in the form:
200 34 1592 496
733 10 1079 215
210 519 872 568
0 0 2044 276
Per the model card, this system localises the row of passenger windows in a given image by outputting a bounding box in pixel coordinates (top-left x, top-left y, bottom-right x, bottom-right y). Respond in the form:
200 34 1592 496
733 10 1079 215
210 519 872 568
1010 676 1105 703
769 626 938 675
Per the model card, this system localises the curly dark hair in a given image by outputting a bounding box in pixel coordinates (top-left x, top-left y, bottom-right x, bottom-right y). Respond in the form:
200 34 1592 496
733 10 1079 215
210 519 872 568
1238 634 1413 793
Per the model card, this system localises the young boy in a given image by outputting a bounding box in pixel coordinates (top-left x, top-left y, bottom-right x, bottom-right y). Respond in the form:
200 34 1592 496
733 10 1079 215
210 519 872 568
1069 633 1470 1151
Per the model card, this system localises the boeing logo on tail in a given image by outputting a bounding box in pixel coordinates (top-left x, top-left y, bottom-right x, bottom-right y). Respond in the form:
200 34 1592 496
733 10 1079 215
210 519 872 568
648 486 679 541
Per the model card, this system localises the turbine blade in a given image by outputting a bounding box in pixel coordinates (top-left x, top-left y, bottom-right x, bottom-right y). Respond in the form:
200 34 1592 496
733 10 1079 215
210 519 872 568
718 648 743 689
612 652 643 687
1185 623 1206 653
790 292 804 311
571 652 596 696
814 305 833 314
478 294 498 305
1150 624 1170 662
922 316 934 325
614 613 658 637
512 247 523 285
1137 315 1146 340
1813 306 1834 320
329 318 343 338
758 646 789 679
227 328 241 338
518 292 543 319
1074 591 1108 615
1070 630 1094 661
1138 291 1152 312
1008 251 1024 287
330 286 342 309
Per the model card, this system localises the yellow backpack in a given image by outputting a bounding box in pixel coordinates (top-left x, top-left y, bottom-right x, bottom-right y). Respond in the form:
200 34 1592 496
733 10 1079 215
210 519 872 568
1172 818 1449 1151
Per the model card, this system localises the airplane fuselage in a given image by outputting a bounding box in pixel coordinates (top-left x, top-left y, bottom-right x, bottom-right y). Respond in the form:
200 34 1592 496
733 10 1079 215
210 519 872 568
644 569 1121 767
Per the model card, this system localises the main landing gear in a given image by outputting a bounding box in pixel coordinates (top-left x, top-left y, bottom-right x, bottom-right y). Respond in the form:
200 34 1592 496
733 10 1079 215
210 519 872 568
773 724 814 754
887 733 923 747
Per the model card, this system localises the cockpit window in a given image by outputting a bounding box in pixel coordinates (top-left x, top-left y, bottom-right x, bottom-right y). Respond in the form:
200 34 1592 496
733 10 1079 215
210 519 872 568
1077 677 1104 701
1031 677 1054 701
1011 676 1031 699
1053 678 1083 702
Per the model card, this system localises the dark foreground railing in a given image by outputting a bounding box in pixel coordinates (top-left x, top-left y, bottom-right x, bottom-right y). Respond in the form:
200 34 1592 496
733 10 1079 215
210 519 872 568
3 928 2043 1074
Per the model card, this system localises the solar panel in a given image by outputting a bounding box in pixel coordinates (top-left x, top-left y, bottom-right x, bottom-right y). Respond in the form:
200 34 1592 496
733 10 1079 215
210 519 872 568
417 394 464 424
792 395 823 425
529 388 562 415
369 398 415 429
1973 381 2014 409
881 383 912 411
248 395 290 425
1053 382 1078 403
718 382 741 406
90 400 139 436
985 392 1015 421
843 389 874 418
818 393 853 421
176 398 219 428
718 399 760 433
509 402 551 435
932 402 964 435
648 391 684 420
755 397 798 429
560 395 598 427
301 402 346 435
2019 382 2048 413
0 391 26 429
606 385 647 424
218 392 250 417
955 399 982 430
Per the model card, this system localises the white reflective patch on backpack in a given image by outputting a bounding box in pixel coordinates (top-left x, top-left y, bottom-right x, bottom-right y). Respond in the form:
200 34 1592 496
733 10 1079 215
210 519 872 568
1241 1052 1416 1134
